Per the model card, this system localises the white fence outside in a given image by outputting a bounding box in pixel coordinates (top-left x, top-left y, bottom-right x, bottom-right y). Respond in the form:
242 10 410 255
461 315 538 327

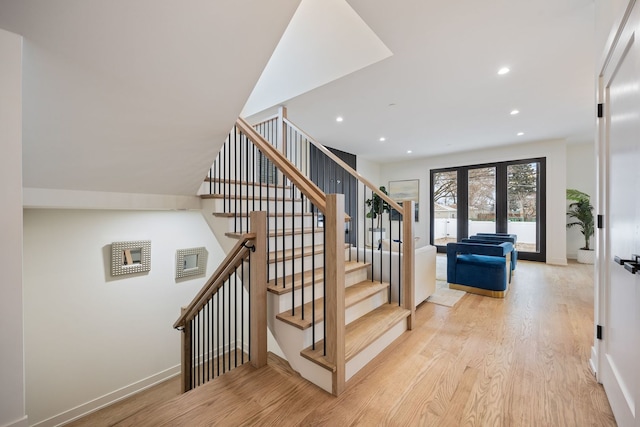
433 219 536 244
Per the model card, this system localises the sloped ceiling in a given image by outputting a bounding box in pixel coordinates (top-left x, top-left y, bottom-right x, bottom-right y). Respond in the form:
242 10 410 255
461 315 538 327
242 0 392 117
250 0 596 162
0 0 301 195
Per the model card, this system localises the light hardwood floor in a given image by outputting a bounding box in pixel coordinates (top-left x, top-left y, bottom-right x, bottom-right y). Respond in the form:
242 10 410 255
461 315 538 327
67 259 616 426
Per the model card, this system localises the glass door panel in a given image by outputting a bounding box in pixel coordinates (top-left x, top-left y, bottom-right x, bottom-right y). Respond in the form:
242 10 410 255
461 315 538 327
507 162 539 253
432 171 457 246
468 167 496 236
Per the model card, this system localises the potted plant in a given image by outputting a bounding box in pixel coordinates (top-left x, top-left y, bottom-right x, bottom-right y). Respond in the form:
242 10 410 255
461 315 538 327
566 189 595 264
365 186 390 248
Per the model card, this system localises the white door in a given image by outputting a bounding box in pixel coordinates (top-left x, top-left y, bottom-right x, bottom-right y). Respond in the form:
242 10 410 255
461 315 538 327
599 4 640 426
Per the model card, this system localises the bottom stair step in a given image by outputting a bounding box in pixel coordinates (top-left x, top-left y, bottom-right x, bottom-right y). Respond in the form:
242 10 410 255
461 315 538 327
299 304 410 372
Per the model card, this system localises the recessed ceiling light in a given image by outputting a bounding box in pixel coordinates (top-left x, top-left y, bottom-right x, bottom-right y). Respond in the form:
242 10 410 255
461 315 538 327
510 109 519 115
379 137 386 142
336 116 343 122
498 67 510 75
407 150 412 154
517 132 524 136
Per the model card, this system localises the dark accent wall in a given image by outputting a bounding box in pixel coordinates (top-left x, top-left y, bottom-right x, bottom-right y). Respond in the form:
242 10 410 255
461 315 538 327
310 146 358 246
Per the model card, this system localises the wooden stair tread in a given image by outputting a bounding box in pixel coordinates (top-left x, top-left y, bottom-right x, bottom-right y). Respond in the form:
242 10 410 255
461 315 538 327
300 304 410 372
268 243 350 263
276 280 390 330
267 261 369 295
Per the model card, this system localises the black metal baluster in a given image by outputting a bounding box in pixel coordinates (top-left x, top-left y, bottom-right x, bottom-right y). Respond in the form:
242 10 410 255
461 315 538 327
228 272 232 372
234 268 238 368
191 318 195 389
235 130 239 233
217 290 220 377
291 184 296 316
311 204 316 350
282 176 286 289
222 143 226 211
195 312 199 386
301 195 305 320
398 215 402 306
204 300 208 382
248 249 252 362
323 226 327 357
245 135 250 228
239 133 243 234
222 277 226 374
241 258 245 364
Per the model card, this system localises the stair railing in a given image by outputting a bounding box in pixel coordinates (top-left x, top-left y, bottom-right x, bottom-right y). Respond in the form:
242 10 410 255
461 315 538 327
174 211 267 393
202 118 340 380
199 110 415 395
252 110 416 328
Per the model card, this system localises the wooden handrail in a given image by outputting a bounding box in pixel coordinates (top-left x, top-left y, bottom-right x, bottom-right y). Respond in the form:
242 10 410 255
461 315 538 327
282 117 404 214
236 117 328 214
173 233 256 329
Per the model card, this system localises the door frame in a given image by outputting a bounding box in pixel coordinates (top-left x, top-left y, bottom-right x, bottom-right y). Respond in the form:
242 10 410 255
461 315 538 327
430 157 546 261
594 2 640 426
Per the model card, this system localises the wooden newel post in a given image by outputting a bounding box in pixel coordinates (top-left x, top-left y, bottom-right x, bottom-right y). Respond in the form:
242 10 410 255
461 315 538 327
326 194 346 396
180 307 192 393
250 211 268 368
402 200 416 330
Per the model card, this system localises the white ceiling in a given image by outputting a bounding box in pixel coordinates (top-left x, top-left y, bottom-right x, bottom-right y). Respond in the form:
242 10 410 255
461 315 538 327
1 0 596 196
0 0 301 195
249 0 597 163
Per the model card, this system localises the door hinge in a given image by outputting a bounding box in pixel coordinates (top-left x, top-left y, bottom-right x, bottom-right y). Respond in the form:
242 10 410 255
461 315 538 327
597 214 604 229
597 324 603 340
597 103 604 118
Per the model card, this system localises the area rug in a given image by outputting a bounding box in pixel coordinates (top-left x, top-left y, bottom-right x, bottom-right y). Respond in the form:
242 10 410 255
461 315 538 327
428 255 466 307
427 280 466 307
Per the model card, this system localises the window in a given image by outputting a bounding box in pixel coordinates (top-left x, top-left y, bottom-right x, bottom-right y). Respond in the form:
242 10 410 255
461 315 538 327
430 158 546 261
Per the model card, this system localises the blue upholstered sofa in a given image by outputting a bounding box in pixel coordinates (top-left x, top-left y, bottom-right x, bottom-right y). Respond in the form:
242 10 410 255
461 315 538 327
446 241 514 298
466 233 518 273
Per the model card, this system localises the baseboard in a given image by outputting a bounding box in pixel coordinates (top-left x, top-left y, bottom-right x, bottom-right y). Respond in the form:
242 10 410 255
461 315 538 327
1 415 28 427
546 257 568 266
590 345 599 382
31 365 180 427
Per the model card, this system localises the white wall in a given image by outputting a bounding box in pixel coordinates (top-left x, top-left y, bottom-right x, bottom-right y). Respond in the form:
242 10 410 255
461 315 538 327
356 157 382 247
566 142 596 258
0 29 28 427
23 209 226 426
378 139 568 264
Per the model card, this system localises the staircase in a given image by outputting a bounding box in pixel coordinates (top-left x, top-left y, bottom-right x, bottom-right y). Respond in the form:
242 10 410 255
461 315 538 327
179 112 416 396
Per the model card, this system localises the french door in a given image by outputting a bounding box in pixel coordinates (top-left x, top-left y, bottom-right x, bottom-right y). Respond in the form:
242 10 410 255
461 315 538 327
430 158 546 261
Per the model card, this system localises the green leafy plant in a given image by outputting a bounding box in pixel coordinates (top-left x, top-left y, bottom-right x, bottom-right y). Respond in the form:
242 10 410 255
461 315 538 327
365 186 390 230
566 189 594 250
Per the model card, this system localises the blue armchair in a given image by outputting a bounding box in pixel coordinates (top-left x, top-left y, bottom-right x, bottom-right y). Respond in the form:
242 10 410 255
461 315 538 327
468 233 518 272
447 241 514 298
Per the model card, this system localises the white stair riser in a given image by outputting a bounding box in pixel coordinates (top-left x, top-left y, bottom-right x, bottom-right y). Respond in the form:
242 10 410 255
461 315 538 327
207 198 306 214
345 319 407 382
345 268 368 287
268 253 325 281
223 214 318 232
197 182 292 199
266 231 324 251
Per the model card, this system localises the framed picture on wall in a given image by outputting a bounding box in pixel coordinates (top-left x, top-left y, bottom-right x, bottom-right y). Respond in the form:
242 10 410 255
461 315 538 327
389 179 419 222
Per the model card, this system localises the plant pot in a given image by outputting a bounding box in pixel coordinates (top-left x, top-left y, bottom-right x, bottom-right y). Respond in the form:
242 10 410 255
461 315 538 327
366 228 386 248
577 249 595 264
